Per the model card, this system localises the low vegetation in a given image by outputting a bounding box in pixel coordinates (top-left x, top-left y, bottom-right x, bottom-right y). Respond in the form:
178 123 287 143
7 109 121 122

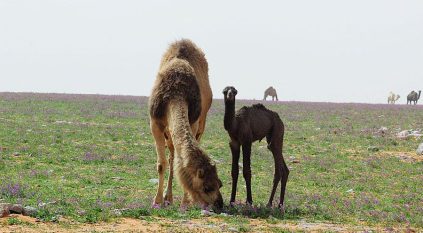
0 93 422 231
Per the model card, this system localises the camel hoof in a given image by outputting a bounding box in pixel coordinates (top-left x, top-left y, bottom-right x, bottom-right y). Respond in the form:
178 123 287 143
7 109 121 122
179 204 188 212
164 194 173 205
152 203 161 209
278 204 285 212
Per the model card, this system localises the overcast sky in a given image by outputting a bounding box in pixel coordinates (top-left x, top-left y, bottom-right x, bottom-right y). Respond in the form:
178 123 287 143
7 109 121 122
1 0 422 103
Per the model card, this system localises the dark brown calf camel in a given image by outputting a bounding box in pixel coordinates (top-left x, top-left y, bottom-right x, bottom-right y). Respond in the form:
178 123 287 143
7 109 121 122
222 86 289 209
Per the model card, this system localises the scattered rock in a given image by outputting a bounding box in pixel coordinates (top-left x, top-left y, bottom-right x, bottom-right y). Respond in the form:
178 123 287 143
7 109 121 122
228 227 239 232
12 152 20 156
111 176 124 181
200 209 215 216
0 203 11 217
23 206 38 216
397 130 410 139
291 159 300 163
377 127 388 135
149 178 159 184
38 201 57 208
9 204 24 214
397 130 422 139
112 209 122 216
417 143 423 155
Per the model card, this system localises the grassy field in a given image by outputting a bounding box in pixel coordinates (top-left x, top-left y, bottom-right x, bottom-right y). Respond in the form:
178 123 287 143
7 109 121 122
0 92 422 232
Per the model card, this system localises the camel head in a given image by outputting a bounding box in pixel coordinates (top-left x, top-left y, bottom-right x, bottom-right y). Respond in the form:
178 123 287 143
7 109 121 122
181 150 223 210
222 86 238 103
395 94 400 101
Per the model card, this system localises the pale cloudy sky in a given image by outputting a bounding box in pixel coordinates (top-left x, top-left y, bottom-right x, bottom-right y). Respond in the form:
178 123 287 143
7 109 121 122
0 0 422 103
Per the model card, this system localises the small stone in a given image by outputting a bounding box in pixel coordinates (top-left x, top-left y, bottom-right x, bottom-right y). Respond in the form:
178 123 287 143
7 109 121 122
397 130 410 139
417 143 423 155
291 159 300 163
23 206 37 216
200 209 215 216
111 177 124 181
112 209 122 216
149 178 159 184
13 152 20 156
9 204 24 214
228 227 239 232
0 203 11 218
378 127 388 134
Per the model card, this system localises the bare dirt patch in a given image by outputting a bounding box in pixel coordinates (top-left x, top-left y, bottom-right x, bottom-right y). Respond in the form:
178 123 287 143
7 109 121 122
377 151 423 163
0 214 419 232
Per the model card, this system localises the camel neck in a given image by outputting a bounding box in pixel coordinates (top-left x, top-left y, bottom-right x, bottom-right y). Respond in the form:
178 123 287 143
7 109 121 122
224 100 236 131
167 99 197 155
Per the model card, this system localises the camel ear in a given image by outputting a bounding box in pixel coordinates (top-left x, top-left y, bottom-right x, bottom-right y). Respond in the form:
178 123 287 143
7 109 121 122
197 168 204 179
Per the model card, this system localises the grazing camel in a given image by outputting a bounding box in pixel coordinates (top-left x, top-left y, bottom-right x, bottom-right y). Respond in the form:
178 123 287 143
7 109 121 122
222 86 289 209
263 86 278 101
387 92 400 104
149 39 223 209
407 90 421 105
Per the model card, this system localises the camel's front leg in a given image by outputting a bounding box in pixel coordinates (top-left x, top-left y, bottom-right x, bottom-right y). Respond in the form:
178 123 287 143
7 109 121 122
242 143 253 205
164 139 174 205
181 191 190 210
230 141 241 204
151 121 167 206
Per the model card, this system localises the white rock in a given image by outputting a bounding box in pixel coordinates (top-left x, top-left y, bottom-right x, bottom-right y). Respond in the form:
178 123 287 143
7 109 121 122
149 178 159 184
397 130 410 139
417 143 423 155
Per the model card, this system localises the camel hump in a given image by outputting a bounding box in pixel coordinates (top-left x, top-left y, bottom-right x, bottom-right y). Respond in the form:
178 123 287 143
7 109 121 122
149 58 201 124
252 103 267 110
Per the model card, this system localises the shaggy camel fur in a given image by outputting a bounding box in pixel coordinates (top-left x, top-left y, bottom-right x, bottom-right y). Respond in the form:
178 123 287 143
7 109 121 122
387 92 400 104
149 39 223 209
407 90 421 105
263 86 278 101
223 86 289 208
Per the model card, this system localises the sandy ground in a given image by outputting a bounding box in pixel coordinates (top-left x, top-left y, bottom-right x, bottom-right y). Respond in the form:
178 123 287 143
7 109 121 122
0 214 419 233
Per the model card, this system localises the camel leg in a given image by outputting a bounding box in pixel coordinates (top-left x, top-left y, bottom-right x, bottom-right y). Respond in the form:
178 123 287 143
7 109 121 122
151 121 167 206
279 153 289 208
229 141 241 204
267 147 282 207
181 191 190 209
164 139 174 205
242 143 253 205
275 94 278 101
267 134 289 208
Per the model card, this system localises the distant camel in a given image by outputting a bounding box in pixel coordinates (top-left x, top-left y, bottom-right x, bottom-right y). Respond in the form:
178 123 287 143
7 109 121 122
407 90 421 105
263 86 278 101
387 92 400 104
149 39 223 209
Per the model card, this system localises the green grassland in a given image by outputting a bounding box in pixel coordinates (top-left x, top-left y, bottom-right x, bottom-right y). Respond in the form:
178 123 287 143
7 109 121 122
0 93 422 230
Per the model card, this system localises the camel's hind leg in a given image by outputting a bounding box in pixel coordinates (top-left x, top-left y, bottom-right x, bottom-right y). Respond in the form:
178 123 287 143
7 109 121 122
164 136 174 205
266 128 289 208
151 120 167 206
